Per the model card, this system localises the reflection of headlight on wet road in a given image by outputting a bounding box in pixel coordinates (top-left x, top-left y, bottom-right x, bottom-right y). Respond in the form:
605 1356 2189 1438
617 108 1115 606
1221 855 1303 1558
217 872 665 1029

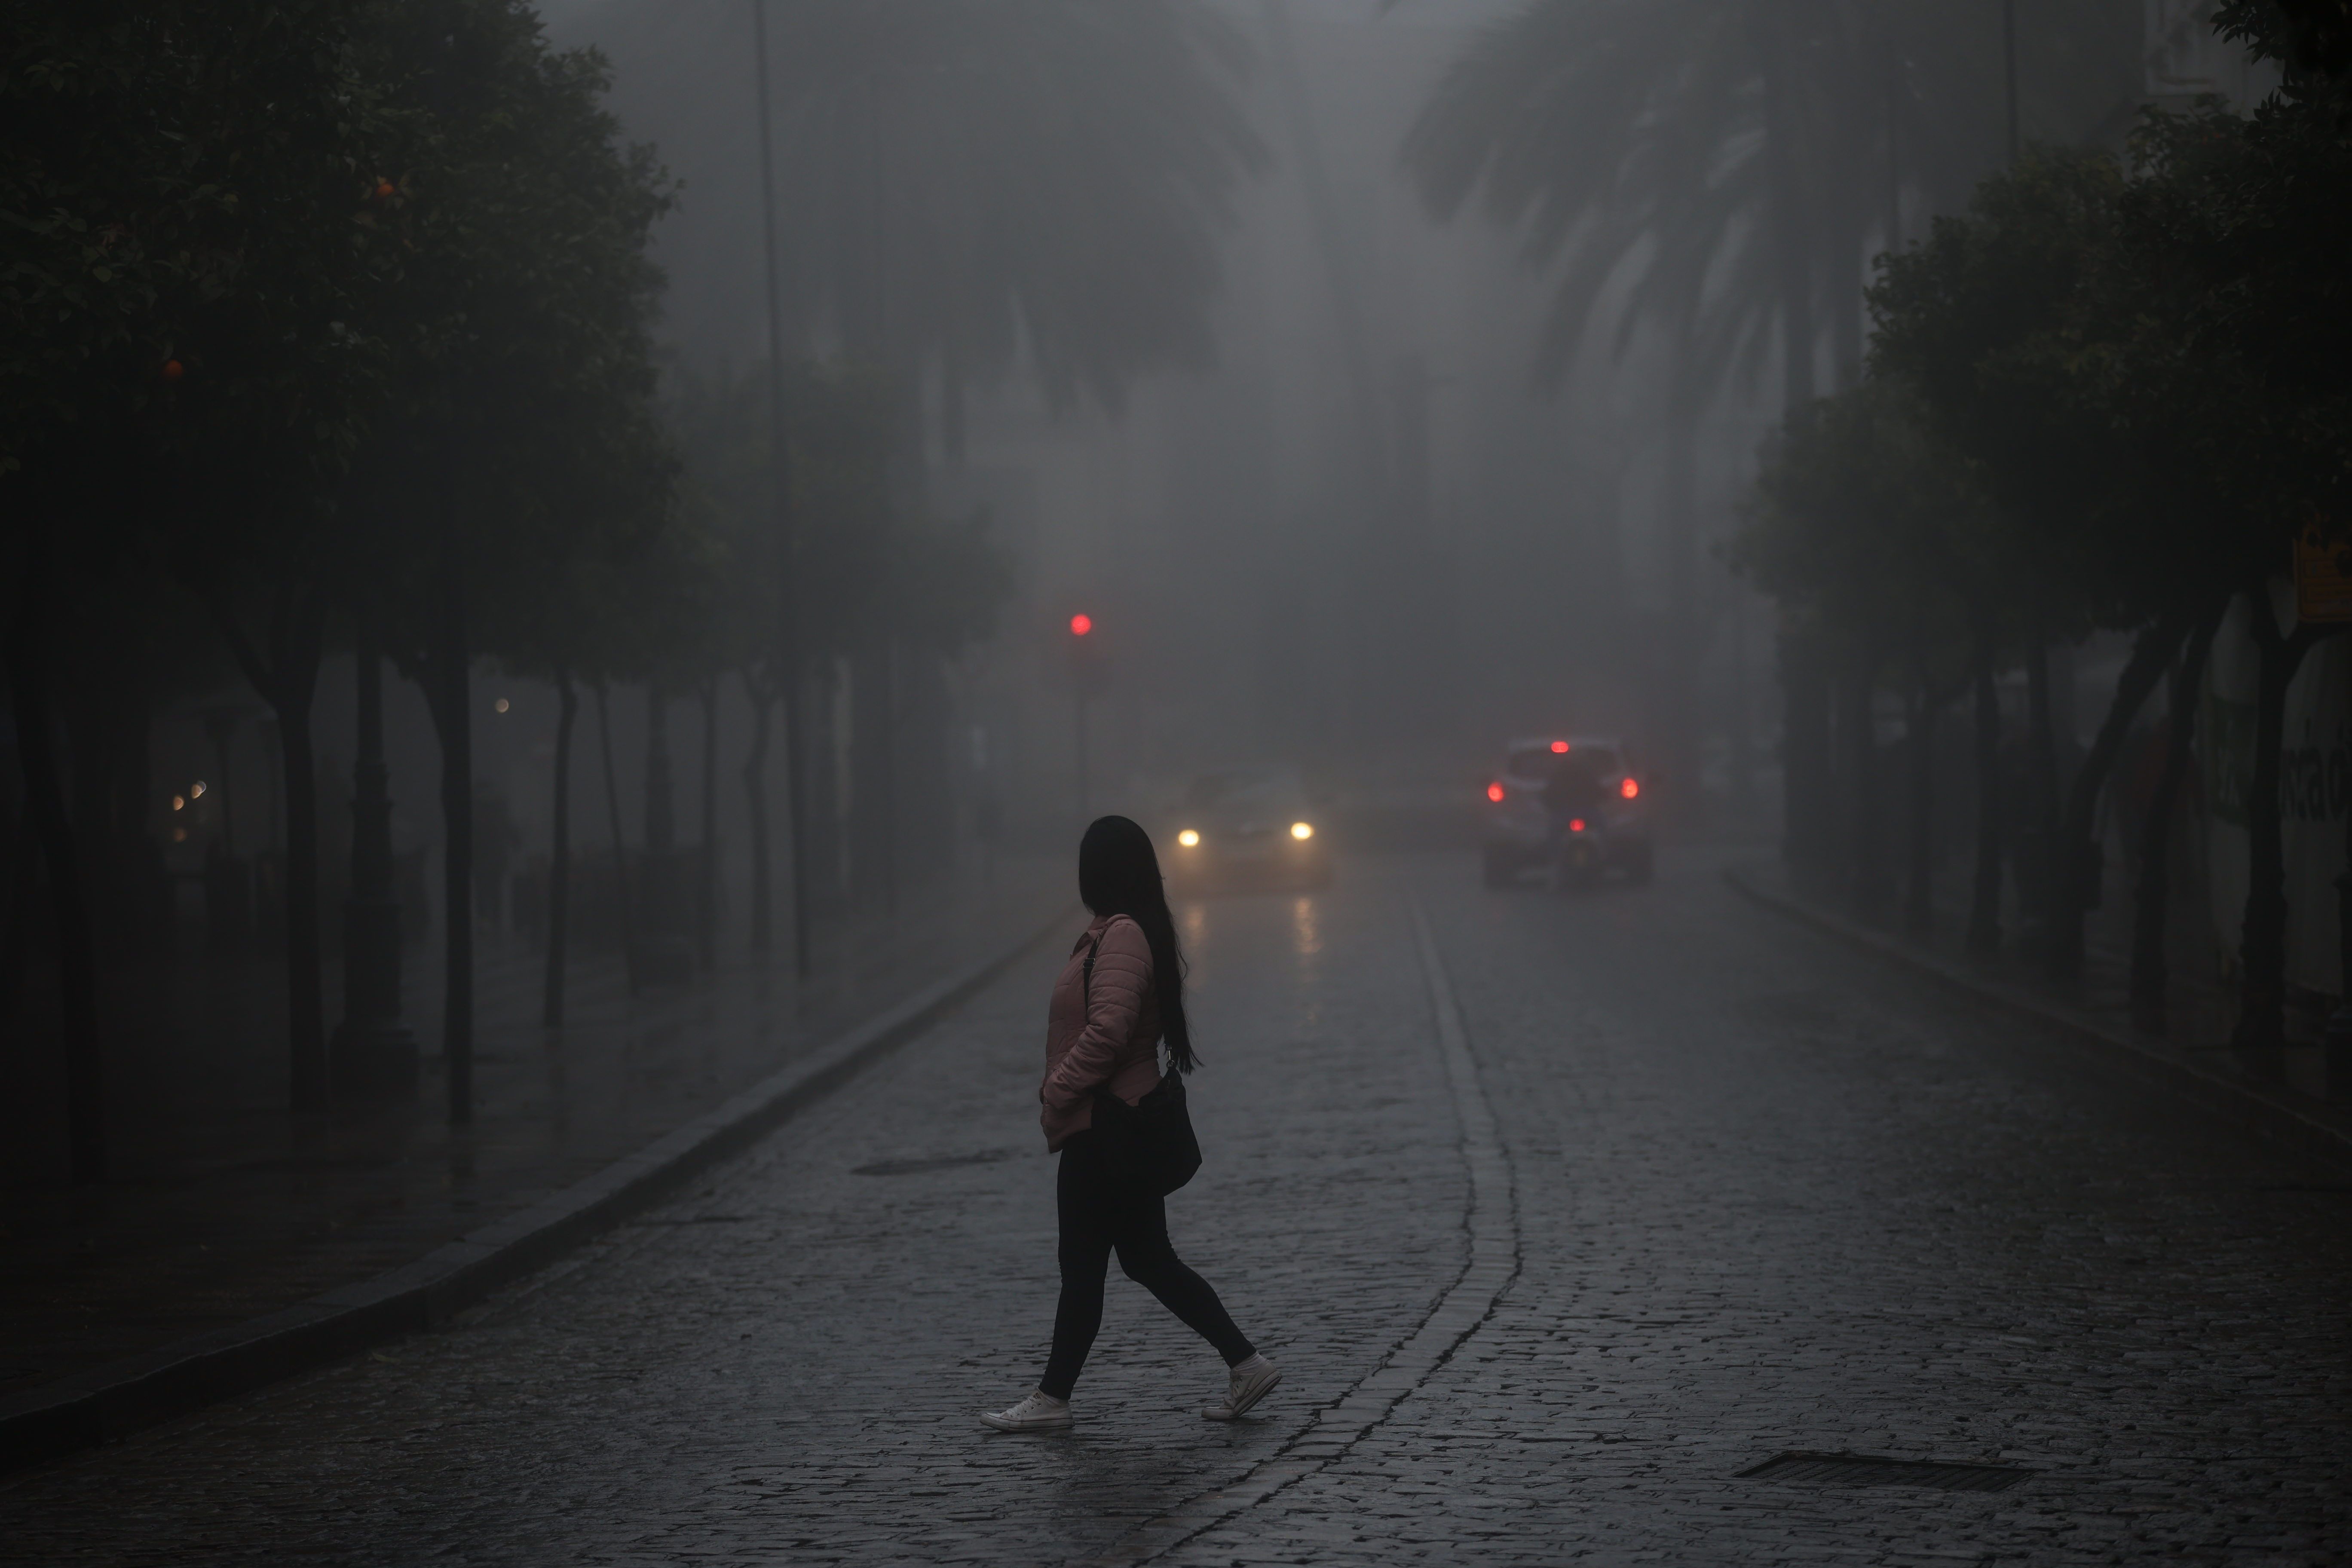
1178 829 1200 847
1290 822 1314 840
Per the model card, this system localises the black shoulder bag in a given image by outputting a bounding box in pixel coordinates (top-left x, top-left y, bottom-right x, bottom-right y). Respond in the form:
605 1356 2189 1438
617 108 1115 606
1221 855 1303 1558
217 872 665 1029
1081 929 1203 1196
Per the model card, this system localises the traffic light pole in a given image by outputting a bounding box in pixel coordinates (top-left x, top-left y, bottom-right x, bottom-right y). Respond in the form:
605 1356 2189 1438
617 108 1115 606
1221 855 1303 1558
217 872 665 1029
1068 614 1096 821
1074 686 1089 820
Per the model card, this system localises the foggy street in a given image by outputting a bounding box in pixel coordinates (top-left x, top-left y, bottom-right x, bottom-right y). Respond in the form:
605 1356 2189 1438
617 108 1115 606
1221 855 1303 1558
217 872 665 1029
5 851 2346 1566
12 2 2352 1563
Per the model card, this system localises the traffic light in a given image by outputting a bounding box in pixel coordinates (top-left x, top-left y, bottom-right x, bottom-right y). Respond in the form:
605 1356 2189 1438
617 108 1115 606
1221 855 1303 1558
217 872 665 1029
1069 613 1093 637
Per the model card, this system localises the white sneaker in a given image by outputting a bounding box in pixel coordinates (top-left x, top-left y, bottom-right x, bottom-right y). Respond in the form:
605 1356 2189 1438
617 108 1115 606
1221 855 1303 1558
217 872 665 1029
979 1390 1072 1431
1202 1354 1281 1421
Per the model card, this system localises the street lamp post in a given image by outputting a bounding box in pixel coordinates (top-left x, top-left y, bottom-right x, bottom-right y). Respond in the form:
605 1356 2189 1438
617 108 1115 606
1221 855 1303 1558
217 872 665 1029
753 0 814 980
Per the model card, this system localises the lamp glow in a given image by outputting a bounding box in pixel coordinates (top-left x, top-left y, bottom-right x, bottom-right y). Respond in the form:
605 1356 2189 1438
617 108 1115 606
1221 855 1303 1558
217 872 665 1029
1290 821 1314 840
1177 829 1200 847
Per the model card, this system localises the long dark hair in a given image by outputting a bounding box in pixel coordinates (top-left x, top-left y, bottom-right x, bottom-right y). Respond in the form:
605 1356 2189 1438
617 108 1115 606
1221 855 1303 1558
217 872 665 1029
1078 815 1196 1073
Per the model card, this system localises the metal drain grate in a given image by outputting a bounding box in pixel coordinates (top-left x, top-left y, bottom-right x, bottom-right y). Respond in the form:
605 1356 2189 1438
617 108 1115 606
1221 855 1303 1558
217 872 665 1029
1737 1452 2031 1492
852 1149 1019 1177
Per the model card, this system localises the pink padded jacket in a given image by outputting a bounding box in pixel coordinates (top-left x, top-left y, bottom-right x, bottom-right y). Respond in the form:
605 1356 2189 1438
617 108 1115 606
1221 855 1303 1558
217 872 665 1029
1039 913 1164 1151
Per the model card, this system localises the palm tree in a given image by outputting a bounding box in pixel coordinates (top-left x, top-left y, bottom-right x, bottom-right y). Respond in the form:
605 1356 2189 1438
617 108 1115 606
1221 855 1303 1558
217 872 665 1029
760 0 1266 436
1400 0 2138 832
1402 0 1877 808
1400 0 2135 398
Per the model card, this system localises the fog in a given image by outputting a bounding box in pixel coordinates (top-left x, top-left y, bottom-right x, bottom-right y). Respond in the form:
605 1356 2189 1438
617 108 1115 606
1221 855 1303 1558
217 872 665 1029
11 0 2334 1191
522 0 1783 884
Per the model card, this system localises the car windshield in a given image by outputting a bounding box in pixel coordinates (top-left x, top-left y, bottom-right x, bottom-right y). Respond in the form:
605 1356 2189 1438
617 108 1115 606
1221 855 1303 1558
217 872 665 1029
1183 768 1305 814
1505 746 1620 784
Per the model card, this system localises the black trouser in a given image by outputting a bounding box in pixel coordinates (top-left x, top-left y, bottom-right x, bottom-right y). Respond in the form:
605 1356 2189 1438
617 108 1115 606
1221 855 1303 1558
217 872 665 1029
1039 1130 1253 1400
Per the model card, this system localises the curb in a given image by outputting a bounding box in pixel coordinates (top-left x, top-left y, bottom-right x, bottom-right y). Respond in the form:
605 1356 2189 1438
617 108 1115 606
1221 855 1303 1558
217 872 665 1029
0 905 1075 1476
1721 863 2352 1172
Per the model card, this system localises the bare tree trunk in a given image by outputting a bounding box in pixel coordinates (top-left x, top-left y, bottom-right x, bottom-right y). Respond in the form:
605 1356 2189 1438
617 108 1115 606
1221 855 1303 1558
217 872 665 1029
1903 677 1942 937
742 668 773 955
1966 612 2004 956
211 583 328 1111
643 683 674 939
1844 660 1883 922
1780 628 1834 874
277 695 325 1107
2020 633 2061 949
594 680 637 996
697 673 719 972
2131 607 2220 1024
2048 612 2189 980
334 612 413 1088
2235 589 2333 1056
542 666 577 1028
429 519 474 1125
6 527 104 1182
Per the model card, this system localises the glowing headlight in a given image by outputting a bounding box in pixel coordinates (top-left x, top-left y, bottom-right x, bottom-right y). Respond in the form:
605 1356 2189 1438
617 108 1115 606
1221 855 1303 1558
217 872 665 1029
1177 829 1200 847
1290 821 1314 840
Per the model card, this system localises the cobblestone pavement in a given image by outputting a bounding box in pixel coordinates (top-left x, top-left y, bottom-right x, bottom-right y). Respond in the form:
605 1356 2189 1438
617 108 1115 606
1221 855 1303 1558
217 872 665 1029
4 850 2349 1565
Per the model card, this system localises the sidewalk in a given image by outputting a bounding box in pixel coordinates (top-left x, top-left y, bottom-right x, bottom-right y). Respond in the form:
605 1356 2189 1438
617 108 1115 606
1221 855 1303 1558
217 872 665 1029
0 858 1070 1418
1724 857 2352 1171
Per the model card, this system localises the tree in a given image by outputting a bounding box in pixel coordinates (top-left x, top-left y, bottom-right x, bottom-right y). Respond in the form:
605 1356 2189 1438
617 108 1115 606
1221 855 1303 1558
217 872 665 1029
1869 147 2217 980
752 0 1264 423
1733 381 1987 924
349 0 676 1119
157 4 405 1110
2108 100 2352 1049
2 1 401 1162
665 359 1014 956
500 487 705 1019
1403 0 2148 812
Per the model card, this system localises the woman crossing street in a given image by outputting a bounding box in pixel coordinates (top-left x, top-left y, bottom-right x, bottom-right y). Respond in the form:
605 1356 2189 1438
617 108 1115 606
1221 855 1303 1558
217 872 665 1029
980 815 1280 1431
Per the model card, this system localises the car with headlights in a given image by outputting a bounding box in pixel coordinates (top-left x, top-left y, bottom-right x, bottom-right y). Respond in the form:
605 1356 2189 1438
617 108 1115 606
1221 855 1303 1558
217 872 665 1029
1480 735 1652 887
1166 765 1331 893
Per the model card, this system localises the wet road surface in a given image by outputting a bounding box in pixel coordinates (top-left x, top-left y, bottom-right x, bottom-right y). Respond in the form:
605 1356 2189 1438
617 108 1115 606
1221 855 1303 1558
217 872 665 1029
4 851 2347 1565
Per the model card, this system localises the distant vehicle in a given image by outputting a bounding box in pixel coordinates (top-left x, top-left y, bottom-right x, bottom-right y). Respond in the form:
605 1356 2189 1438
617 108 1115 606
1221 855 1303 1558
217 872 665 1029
1480 735 1653 888
1166 765 1332 893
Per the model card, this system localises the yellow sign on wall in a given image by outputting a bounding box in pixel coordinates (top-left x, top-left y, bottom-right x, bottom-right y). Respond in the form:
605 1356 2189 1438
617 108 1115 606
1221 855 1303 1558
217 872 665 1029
2297 522 2352 624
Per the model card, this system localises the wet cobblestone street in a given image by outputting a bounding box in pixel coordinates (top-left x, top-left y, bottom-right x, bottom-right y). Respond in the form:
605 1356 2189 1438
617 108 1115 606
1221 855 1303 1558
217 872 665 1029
4 851 2347 1565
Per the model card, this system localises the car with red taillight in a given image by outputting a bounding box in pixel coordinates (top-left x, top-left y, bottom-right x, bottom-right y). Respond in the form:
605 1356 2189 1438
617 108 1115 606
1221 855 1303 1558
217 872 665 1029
1480 735 1653 887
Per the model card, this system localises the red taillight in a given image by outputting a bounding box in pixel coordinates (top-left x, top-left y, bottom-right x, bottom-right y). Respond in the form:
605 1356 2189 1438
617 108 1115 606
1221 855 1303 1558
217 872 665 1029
1486 781 1506 803
1568 818 1586 833
1550 739 1569 753
1620 777 1639 799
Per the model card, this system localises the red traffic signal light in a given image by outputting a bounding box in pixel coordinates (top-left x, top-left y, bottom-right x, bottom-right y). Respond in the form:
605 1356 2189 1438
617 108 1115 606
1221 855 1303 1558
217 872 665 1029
1069 613 1093 637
